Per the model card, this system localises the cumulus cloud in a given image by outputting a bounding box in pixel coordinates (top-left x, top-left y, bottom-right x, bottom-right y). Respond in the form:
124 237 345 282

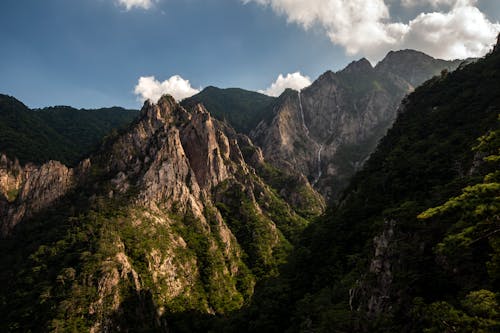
244 0 403 59
116 0 157 10
401 0 457 7
400 4 499 59
259 72 312 97
244 0 500 61
134 75 200 103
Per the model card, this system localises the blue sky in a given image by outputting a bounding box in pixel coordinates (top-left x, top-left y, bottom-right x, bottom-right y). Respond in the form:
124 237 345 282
0 0 499 109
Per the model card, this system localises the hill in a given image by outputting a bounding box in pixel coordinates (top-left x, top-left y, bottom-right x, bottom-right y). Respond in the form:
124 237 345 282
0 94 138 166
182 86 276 134
230 43 500 332
251 50 465 199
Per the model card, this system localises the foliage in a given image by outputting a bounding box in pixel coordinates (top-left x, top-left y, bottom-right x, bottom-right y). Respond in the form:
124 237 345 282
413 290 500 333
182 87 276 134
249 157 324 219
0 94 138 166
220 44 500 332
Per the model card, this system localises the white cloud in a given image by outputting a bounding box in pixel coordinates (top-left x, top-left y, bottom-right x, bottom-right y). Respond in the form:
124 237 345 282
401 0 452 7
259 72 312 97
400 4 499 59
134 75 200 103
244 0 403 59
401 0 473 8
244 0 500 61
116 0 157 10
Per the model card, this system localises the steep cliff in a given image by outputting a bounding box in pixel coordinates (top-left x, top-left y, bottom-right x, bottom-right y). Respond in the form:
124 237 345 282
0 154 78 235
252 50 464 199
0 95 315 331
230 41 500 333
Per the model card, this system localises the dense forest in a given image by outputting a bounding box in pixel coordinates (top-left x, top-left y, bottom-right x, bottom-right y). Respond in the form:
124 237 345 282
0 94 138 166
1 44 499 333
218 45 500 332
183 87 276 134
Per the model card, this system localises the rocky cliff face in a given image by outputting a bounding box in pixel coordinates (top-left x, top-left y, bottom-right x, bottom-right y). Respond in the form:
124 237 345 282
375 50 463 88
0 154 78 235
81 96 310 329
0 95 314 331
252 51 464 199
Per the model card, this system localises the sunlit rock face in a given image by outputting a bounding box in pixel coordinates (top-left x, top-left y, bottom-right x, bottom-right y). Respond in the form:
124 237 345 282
252 51 463 199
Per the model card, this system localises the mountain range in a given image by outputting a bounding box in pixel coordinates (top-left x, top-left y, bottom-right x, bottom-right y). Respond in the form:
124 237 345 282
0 43 498 332
182 50 467 199
0 95 138 166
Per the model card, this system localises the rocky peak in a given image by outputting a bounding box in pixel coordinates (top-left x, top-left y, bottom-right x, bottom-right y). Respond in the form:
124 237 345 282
341 58 373 74
189 102 210 116
308 71 336 89
180 103 234 190
252 48 464 199
139 95 178 126
0 88 323 330
377 49 434 67
375 49 434 78
494 33 500 53
375 49 462 88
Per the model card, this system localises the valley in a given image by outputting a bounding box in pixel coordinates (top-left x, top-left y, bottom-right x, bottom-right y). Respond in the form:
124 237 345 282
1 42 499 332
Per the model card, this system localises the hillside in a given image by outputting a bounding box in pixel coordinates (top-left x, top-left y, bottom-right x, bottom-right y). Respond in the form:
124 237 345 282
0 48 497 333
228 43 500 332
182 87 276 134
251 50 465 199
0 96 323 332
0 94 138 166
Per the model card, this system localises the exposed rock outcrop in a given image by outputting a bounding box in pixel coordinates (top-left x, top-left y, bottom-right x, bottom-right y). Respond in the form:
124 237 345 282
252 51 464 199
0 95 312 330
348 220 396 321
0 154 77 235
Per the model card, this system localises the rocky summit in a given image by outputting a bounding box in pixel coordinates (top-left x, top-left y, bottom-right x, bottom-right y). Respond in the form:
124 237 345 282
0 94 324 332
1 39 499 333
251 50 464 199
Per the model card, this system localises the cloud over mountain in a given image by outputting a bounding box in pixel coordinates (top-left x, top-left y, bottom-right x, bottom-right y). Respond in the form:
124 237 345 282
134 75 200 102
244 0 500 61
259 72 311 97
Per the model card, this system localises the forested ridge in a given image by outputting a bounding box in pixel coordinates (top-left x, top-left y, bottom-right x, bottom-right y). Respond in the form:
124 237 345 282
0 94 138 166
218 44 500 332
0 44 499 333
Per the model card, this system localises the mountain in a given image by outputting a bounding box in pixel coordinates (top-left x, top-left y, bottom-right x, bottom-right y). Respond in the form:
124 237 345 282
0 94 138 166
0 95 324 331
229 43 500 332
182 87 276 134
1 42 497 332
251 50 465 199
375 49 468 87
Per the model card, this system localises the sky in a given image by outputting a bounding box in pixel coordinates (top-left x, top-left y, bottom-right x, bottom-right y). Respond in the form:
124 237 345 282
0 0 499 109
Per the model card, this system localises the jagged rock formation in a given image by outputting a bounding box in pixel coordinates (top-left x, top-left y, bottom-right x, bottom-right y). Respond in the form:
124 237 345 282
0 95 320 331
252 50 464 199
233 44 500 333
0 154 78 235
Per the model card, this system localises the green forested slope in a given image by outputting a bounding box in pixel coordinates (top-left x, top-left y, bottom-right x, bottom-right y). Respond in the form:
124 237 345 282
226 46 500 332
0 94 138 165
0 97 311 332
182 87 276 134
